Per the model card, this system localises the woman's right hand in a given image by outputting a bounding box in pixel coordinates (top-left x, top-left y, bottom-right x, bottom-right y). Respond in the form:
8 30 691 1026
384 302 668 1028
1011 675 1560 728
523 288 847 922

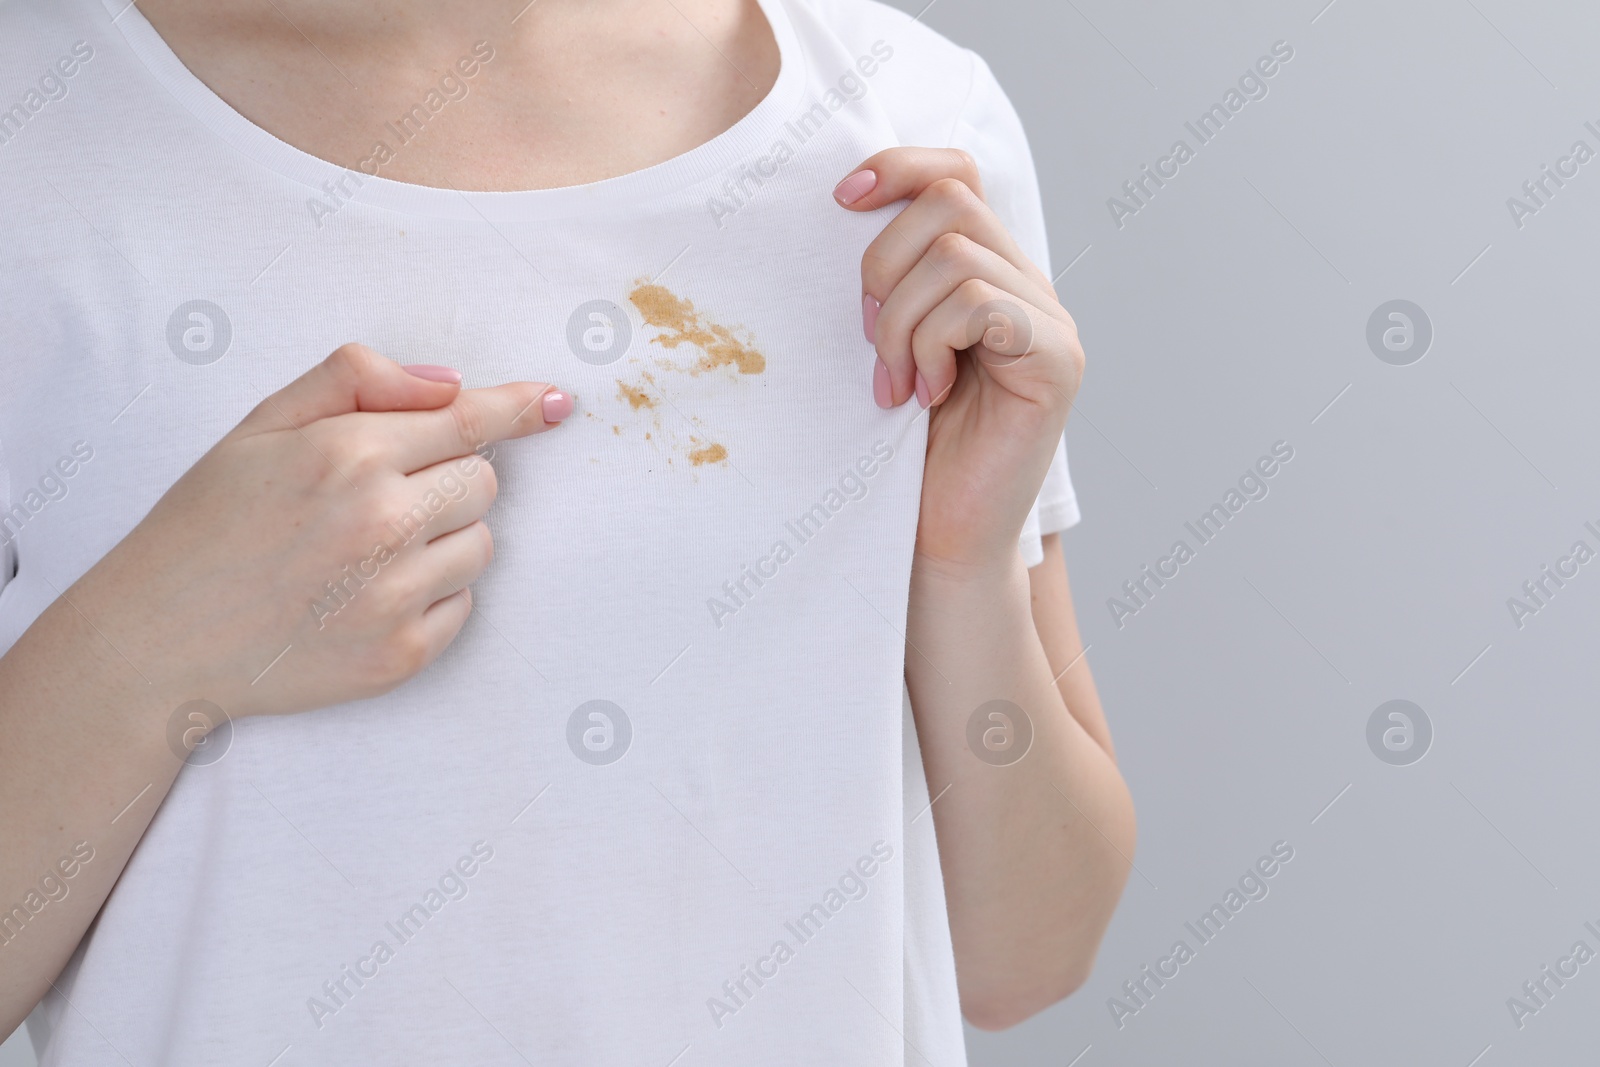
75 342 571 723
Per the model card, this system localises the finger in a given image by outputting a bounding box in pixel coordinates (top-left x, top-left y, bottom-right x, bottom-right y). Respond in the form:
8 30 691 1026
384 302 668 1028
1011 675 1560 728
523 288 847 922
911 280 1078 403
833 146 986 210
876 233 1067 407
416 521 495 606
238 343 462 436
391 454 499 544
415 587 475 662
861 181 1052 326
353 381 574 474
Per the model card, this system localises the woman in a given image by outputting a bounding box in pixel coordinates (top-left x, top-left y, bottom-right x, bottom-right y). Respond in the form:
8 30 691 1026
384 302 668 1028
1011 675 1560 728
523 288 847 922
0 0 1134 1062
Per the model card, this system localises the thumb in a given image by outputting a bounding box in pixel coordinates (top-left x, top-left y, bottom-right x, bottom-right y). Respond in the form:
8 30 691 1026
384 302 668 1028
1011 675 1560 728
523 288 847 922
237 343 462 435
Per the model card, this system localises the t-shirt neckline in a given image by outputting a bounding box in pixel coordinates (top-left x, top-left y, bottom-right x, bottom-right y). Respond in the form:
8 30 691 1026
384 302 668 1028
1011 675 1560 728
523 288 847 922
97 0 807 222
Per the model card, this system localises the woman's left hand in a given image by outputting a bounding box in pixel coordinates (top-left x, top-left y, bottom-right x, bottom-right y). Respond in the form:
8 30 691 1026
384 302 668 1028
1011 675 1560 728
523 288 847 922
835 147 1085 573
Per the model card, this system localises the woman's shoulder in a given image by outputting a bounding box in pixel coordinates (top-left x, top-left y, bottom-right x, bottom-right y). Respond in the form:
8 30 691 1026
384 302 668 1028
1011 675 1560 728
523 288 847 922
788 0 994 148
786 0 1052 270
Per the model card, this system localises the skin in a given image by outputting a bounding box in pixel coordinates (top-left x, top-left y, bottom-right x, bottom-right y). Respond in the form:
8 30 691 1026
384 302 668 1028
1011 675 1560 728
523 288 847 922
840 150 1133 1026
0 0 1133 1037
0 350 568 1035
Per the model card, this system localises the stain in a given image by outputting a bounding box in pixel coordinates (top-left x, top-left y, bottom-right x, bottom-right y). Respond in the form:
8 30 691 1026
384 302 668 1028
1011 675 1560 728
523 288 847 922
688 441 728 466
628 282 766 375
617 381 657 409
602 282 763 472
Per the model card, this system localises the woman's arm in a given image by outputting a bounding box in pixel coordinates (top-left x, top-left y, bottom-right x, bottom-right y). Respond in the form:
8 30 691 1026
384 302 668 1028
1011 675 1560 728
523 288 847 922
906 534 1133 1030
0 347 564 1033
838 146 1135 1028
0 606 193 1036
1030 532 1115 759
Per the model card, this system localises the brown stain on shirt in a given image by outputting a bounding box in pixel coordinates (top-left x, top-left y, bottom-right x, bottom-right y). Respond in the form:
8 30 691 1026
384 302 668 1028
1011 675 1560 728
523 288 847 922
688 441 729 466
617 382 656 409
629 282 766 375
605 283 763 470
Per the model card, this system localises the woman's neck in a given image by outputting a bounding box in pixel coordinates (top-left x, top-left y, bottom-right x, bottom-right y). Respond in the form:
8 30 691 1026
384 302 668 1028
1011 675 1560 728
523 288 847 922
135 0 780 191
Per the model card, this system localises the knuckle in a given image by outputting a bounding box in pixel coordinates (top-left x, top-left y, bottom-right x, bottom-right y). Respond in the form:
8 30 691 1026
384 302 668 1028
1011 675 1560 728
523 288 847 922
860 248 897 298
379 488 434 545
364 574 414 619
929 231 977 272
321 429 385 475
326 342 379 381
454 454 497 505
927 176 977 212
447 400 488 453
956 276 996 306
383 625 434 680
1065 334 1087 378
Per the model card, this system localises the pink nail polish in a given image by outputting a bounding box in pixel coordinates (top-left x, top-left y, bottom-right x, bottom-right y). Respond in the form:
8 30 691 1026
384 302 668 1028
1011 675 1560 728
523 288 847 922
872 359 892 409
914 372 930 409
833 169 879 206
405 364 462 384
541 390 574 423
862 293 880 344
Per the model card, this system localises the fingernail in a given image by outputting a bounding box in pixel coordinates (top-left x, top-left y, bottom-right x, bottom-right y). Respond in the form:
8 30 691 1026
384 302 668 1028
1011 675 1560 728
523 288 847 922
405 364 462 384
872 359 892 409
542 389 574 423
833 169 878 206
914 372 930 409
862 293 880 344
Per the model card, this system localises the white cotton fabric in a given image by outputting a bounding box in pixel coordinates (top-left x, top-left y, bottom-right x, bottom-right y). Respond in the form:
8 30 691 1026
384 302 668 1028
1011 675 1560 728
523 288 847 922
0 0 1078 1062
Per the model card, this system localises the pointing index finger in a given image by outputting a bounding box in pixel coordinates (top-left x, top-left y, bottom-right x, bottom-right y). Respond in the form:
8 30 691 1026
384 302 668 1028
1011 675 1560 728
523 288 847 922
366 381 574 474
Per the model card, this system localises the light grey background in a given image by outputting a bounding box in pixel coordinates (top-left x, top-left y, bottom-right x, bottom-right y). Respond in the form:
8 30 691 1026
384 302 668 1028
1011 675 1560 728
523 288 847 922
882 0 1598 1064
5 1 1596 1065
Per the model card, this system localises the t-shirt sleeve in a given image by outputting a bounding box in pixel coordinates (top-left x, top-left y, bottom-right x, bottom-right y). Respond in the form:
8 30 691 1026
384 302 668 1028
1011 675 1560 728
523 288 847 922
946 50 1082 566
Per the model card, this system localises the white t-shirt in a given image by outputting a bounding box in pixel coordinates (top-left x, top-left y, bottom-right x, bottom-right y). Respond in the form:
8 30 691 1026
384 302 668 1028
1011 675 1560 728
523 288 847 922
0 0 1079 1062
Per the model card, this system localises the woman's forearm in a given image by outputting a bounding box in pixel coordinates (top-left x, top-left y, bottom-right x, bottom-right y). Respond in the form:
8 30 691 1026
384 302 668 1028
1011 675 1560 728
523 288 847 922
0 582 186 1035
907 549 1135 1030
0 348 565 1035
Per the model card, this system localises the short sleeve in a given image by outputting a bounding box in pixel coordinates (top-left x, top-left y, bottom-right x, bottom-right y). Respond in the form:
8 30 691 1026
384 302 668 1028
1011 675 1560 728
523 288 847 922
1018 436 1081 566
947 51 1082 566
